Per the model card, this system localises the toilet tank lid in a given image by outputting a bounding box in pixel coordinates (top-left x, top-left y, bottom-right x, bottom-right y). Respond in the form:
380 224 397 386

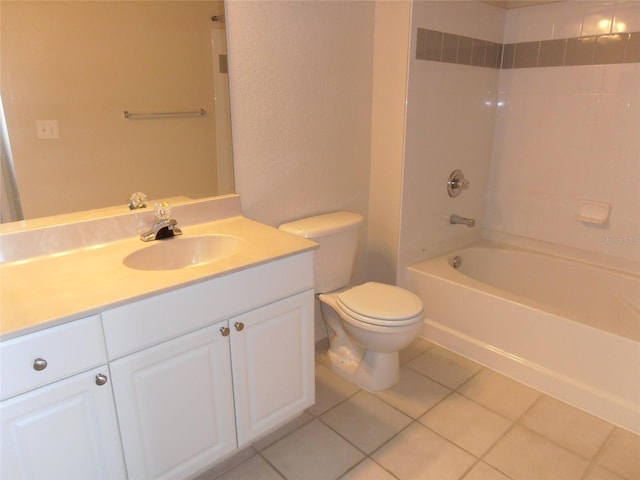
279 211 363 239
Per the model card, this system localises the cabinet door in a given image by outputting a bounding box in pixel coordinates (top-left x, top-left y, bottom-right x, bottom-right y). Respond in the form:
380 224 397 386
1 366 126 480
109 323 236 480
231 289 315 446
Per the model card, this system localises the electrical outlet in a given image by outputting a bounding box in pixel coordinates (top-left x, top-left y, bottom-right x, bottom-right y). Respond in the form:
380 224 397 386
36 120 59 139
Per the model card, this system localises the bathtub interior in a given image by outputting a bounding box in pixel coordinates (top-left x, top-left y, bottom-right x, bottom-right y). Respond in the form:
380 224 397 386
451 244 640 342
404 240 640 434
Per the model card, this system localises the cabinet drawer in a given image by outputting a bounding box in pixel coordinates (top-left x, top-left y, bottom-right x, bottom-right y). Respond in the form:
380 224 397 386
102 252 313 359
0 315 107 400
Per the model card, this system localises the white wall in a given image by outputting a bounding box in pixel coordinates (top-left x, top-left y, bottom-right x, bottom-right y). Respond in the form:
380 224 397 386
398 1 505 280
226 0 374 234
486 1 640 262
367 0 412 285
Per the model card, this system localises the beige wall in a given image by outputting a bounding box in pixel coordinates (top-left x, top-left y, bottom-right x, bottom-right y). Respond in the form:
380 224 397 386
2 1 225 219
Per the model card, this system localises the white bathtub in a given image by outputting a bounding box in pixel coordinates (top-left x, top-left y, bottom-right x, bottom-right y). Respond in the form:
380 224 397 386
405 240 640 433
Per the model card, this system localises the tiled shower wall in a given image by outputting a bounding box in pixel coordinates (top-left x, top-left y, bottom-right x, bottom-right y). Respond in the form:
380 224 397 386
416 27 640 68
398 1 504 276
399 0 639 275
486 0 640 262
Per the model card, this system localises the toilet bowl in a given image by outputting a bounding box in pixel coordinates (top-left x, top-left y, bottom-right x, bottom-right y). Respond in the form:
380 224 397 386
319 282 423 391
279 211 424 391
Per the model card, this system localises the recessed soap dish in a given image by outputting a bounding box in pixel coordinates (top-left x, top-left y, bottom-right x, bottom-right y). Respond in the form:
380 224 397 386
576 200 610 224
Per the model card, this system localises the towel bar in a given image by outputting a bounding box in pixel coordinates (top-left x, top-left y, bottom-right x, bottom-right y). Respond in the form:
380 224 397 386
123 109 207 120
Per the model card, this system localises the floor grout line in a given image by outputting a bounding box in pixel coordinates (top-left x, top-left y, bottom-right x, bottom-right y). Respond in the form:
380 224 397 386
209 340 638 480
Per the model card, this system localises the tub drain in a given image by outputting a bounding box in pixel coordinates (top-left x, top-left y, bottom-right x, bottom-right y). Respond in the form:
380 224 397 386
449 255 462 269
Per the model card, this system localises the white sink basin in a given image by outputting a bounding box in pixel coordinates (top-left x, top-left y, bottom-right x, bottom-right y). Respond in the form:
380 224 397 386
124 235 242 271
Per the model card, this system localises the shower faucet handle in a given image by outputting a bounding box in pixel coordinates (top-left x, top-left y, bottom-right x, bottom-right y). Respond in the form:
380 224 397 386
447 169 470 197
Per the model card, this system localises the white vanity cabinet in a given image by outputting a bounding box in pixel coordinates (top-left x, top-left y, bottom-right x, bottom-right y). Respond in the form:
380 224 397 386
0 316 127 480
102 252 315 479
230 290 314 446
109 322 237 480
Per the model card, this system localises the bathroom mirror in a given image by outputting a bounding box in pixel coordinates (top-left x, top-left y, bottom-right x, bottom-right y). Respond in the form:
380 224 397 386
0 0 234 224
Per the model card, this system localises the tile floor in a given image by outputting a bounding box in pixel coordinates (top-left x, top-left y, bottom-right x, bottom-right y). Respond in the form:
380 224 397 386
197 338 640 480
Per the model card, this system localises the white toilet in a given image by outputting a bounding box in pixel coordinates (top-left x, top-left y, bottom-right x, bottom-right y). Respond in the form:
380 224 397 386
280 211 423 391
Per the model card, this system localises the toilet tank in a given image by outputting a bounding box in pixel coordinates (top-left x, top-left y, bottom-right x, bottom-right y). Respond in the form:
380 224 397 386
279 211 363 293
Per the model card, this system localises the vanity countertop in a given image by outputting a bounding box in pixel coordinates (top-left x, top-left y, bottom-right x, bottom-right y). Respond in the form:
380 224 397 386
0 215 317 340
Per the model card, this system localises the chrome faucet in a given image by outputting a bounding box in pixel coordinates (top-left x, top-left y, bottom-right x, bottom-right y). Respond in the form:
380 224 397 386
450 214 476 228
140 201 182 241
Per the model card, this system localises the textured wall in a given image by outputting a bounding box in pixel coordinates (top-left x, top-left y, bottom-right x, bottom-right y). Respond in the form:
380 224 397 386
226 0 374 232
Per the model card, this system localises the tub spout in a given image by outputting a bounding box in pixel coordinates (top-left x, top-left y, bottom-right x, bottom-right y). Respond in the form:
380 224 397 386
450 214 476 228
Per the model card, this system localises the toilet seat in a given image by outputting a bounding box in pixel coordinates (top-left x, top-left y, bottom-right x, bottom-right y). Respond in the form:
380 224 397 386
336 282 423 327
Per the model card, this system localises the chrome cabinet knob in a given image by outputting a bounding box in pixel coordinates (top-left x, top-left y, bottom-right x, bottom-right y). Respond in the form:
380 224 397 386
234 322 244 332
33 358 48 371
95 374 108 386
220 326 230 337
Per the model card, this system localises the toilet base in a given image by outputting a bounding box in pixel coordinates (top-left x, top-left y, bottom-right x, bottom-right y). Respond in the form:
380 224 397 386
328 347 400 391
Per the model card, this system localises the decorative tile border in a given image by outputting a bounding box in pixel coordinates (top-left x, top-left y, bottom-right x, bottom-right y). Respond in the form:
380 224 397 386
417 28 640 68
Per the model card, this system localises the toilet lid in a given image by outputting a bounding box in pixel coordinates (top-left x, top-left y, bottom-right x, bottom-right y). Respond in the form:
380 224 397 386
336 282 423 326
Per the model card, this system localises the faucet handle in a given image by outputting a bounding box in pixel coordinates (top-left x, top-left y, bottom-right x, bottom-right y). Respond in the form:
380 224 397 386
129 192 147 210
154 201 172 221
447 169 470 198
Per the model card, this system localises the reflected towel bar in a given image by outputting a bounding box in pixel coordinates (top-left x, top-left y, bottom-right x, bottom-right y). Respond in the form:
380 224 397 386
123 109 207 120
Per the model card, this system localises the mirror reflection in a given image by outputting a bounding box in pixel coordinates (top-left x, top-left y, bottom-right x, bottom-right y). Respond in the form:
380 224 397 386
0 0 234 224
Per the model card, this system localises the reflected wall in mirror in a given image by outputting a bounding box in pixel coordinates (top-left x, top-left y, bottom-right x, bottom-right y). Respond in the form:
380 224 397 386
0 0 234 224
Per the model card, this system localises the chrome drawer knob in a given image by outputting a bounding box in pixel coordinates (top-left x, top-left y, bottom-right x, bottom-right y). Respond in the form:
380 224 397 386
234 322 244 332
220 326 230 337
33 358 48 371
95 374 108 386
